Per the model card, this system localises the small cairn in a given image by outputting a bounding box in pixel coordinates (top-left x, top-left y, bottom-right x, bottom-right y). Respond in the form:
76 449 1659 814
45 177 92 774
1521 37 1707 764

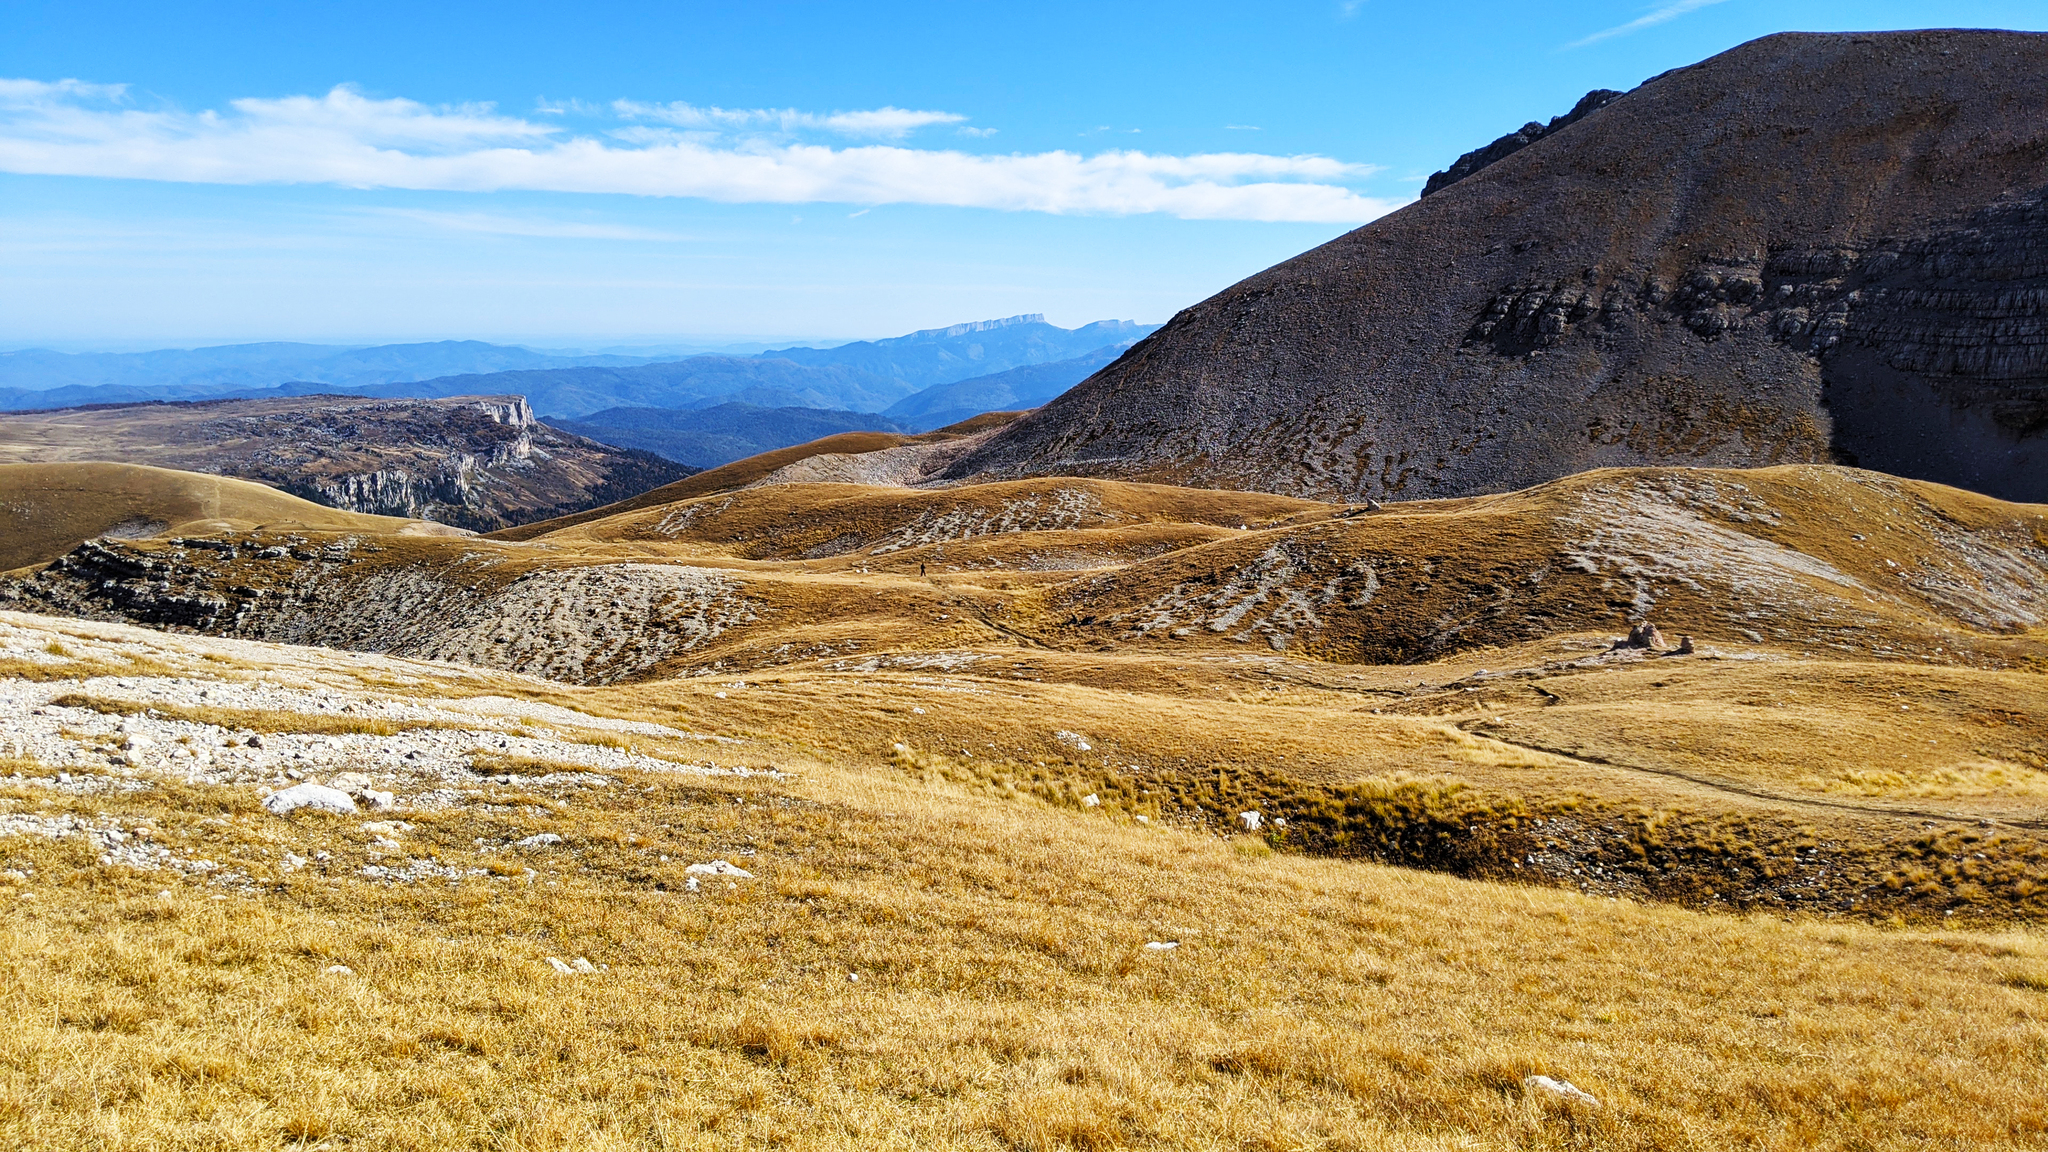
1612 622 1668 651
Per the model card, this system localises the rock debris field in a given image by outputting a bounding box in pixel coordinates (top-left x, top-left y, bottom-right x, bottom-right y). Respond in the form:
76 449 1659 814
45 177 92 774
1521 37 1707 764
0 611 770 890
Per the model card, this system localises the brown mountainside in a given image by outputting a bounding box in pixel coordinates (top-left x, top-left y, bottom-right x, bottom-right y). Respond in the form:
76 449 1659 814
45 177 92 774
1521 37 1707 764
0 394 691 532
946 30 2048 504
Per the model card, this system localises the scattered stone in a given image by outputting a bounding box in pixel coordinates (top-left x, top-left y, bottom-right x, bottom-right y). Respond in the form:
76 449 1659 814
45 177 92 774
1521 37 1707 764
515 832 563 848
686 859 753 878
1082 793 1100 807
571 957 599 974
262 783 357 816
1523 1075 1600 1108
1144 941 1180 950
323 964 353 976
1239 811 1263 831
686 876 700 892
1673 634 1696 655
546 957 576 975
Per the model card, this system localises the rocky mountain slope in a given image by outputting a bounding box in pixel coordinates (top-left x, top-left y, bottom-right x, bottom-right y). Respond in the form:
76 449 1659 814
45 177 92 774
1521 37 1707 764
0 395 690 532
946 31 2048 504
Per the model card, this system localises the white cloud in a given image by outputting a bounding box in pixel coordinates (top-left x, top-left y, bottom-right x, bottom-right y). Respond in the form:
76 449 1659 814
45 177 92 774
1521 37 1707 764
0 79 1401 223
611 100 965 139
1567 0 1728 48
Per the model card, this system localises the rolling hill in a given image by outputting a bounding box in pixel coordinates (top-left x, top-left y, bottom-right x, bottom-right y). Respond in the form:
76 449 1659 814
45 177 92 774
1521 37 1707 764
0 461 455 572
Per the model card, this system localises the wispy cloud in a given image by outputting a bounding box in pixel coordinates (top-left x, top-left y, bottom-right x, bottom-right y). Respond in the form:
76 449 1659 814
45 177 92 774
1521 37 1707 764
612 100 966 139
367 208 691 241
1338 0 1367 19
0 79 1401 223
1567 0 1728 48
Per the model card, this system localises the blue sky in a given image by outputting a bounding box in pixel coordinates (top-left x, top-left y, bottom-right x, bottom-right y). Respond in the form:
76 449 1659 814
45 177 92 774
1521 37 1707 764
3 0 2044 348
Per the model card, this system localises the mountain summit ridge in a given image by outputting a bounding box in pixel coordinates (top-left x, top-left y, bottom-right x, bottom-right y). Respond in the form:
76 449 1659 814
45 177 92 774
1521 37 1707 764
944 30 2048 504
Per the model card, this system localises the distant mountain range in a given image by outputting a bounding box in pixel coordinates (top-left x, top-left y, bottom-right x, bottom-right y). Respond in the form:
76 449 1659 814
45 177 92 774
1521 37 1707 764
0 340 666 405
544 341 1134 468
880 343 1130 431
553 404 908 470
0 316 1157 420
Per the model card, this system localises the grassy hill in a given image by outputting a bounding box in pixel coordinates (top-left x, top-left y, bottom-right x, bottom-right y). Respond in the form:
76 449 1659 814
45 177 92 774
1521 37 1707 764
0 462 445 572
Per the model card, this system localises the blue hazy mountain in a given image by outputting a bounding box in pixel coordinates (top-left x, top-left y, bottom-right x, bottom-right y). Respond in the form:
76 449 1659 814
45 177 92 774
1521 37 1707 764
0 340 662 400
0 316 1159 417
880 342 1132 431
762 316 1150 392
553 403 908 469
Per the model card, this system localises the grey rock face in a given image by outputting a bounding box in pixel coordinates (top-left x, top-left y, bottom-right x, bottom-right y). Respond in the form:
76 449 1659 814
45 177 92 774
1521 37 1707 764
1421 89 1624 198
947 31 2048 504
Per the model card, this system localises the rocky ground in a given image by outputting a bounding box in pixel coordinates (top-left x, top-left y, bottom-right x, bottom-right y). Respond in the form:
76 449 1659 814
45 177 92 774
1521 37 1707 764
0 612 761 895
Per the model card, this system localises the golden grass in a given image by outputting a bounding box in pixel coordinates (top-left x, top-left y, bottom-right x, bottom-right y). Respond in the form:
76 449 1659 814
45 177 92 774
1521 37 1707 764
45 692 472 738
0 461 414 571
2 757 2047 1149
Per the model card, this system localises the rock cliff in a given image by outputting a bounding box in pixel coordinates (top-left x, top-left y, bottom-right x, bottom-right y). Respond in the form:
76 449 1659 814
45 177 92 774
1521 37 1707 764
946 31 2048 504
0 394 691 531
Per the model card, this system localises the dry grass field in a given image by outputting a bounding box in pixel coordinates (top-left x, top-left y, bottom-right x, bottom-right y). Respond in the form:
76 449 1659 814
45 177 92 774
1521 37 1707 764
2 615 2047 1151
1 456 2046 1147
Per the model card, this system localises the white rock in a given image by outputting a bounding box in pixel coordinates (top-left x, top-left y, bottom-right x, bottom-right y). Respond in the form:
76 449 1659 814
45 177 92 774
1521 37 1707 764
1134 815 1149 824
546 956 576 975
1238 810 1263 831
571 957 598 974
361 821 413 837
686 876 700 892
263 783 358 816
516 833 563 848
323 964 353 976
686 859 753 878
282 852 307 871
1523 1075 1600 1108
1144 941 1179 950
369 837 402 853
1082 794 1100 807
